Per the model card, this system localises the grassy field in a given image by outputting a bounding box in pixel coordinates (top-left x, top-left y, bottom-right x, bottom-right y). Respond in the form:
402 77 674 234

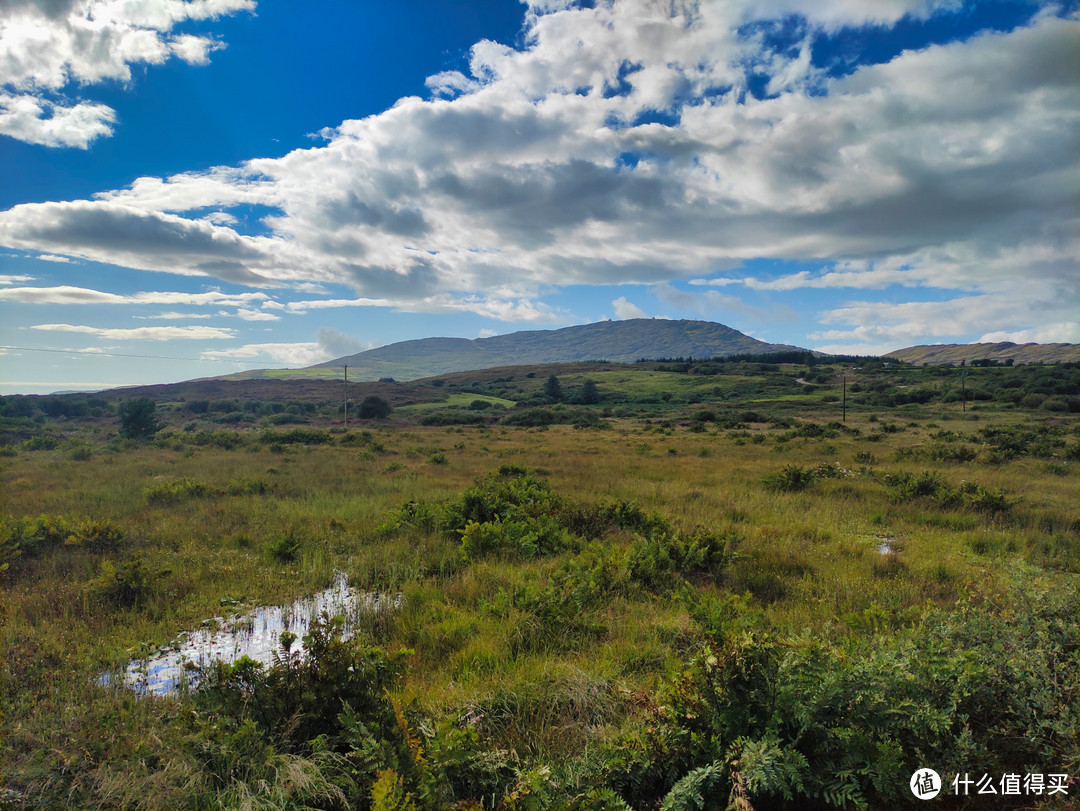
1 361 1078 809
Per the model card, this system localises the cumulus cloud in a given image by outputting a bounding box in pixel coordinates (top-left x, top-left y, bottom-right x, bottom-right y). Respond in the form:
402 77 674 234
0 203 293 282
0 93 116 148
200 341 334 366
233 306 279 321
0 0 1076 346
612 296 646 319
0 0 254 148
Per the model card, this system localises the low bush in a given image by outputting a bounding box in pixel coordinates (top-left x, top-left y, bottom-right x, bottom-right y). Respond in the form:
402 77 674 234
89 554 163 607
1 514 126 567
883 471 1013 514
607 574 1080 809
763 465 817 492
418 409 490 426
266 529 305 563
257 428 335 446
145 477 215 504
224 477 272 495
21 434 60 451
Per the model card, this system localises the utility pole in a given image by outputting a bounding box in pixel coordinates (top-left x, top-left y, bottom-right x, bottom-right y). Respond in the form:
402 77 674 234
343 364 348 428
842 375 847 423
961 370 966 414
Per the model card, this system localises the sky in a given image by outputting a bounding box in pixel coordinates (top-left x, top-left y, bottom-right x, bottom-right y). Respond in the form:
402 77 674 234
0 0 1077 394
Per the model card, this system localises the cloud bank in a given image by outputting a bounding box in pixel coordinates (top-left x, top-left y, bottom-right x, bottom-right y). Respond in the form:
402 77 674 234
1 0 1077 348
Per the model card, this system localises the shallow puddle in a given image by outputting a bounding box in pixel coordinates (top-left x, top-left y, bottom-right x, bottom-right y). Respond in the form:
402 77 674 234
105 574 400 695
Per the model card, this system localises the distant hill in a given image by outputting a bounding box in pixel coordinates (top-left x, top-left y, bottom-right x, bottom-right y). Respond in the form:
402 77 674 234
304 319 803 381
885 342 1080 366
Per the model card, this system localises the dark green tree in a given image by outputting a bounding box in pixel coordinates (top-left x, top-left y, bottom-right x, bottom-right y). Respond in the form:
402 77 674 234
118 398 160 439
358 395 392 419
581 379 600 404
544 375 563 402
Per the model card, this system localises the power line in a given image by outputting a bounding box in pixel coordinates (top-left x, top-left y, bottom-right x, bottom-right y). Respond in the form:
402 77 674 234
0 345 252 364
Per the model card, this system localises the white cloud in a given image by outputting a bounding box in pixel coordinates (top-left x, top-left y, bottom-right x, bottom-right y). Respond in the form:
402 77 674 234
0 0 254 148
979 324 1080 344
285 293 562 323
133 311 212 319
0 92 116 149
200 341 333 366
285 297 390 313
233 306 280 321
31 322 236 340
0 273 33 284
0 1 1075 348
0 284 271 306
811 292 1080 350
612 296 646 319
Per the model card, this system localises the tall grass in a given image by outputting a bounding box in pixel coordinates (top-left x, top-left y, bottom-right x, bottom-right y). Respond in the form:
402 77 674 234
1 409 1077 808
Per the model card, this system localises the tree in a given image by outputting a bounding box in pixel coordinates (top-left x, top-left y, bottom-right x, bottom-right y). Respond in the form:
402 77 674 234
543 375 563 402
358 395 392 419
581 379 600 404
118 398 160 439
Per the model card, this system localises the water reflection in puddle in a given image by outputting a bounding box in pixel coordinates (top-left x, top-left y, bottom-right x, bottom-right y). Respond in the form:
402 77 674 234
106 574 400 696
875 536 896 555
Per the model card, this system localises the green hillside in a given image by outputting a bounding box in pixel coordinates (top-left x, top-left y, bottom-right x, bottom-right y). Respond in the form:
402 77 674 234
305 318 800 380
885 342 1080 366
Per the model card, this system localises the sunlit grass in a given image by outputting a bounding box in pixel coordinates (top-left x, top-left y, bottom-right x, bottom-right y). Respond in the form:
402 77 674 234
2 402 1077 807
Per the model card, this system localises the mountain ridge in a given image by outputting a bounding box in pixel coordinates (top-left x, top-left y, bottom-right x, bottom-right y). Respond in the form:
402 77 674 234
884 342 1080 366
306 318 804 381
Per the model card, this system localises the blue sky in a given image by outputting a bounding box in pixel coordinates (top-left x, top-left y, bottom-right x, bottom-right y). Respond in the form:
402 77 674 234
1 0 1077 393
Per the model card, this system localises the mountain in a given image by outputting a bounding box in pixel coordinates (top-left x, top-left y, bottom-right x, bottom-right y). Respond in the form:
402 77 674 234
885 342 1080 366
308 319 803 381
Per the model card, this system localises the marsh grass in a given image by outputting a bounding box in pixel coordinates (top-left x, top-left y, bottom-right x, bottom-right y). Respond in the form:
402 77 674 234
2 401 1077 808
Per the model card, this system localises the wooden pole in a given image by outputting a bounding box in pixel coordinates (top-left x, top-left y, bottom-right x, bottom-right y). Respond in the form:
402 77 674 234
343 365 348 428
842 375 847 423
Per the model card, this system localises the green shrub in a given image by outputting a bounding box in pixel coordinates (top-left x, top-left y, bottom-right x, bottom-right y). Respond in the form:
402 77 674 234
89 554 161 606
1 514 126 566
21 434 60 451
418 409 490 426
976 424 1065 461
609 574 1080 810
224 477 272 495
118 398 161 439
627 530 732 590
192 616 417 804
266 529 304 563
67 441 94 461
958 482 1014 514
763 465 817 492
145 477 215 504
189 430 246 449
459 516 572 561
359 396 393 420
501 407 558 427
